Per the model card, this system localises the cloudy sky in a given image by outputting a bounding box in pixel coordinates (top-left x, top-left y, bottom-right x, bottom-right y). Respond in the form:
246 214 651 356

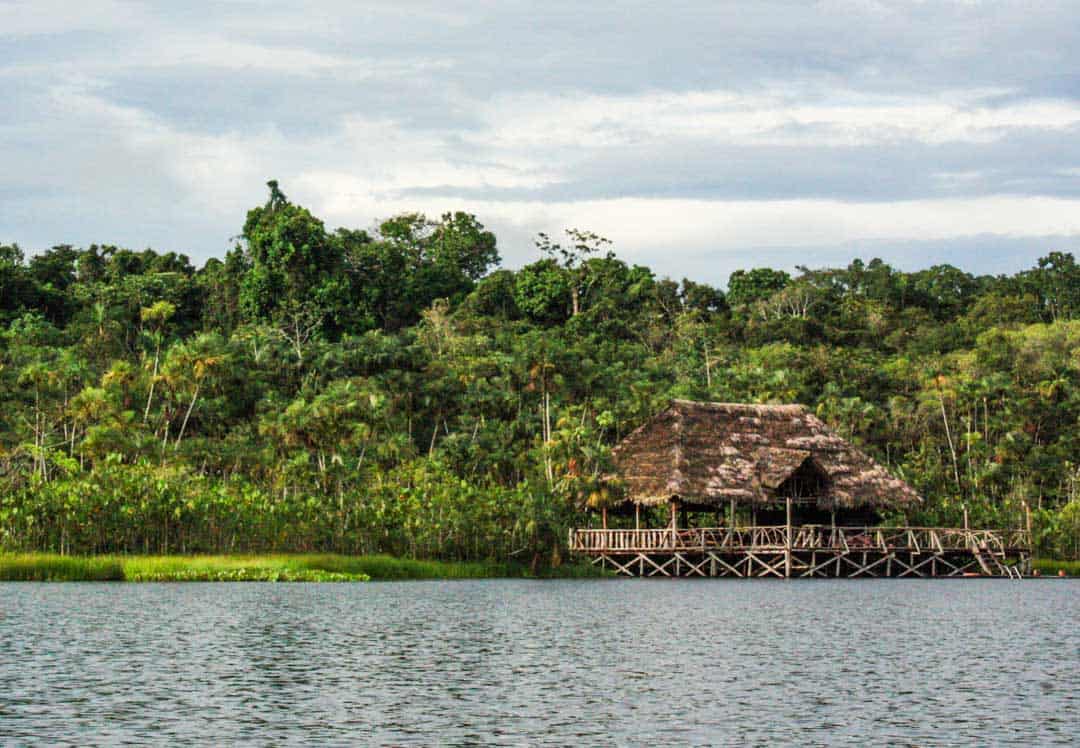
3 1 1080 284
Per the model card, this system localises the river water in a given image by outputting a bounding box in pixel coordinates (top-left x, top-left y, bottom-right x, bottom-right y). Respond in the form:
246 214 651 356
1 579 1076 746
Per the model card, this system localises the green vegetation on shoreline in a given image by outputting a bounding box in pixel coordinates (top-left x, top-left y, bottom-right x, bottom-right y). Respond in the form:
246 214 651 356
1 182 1079 564
1031 558 1080 577
1 553 1073 581
0 553 608 582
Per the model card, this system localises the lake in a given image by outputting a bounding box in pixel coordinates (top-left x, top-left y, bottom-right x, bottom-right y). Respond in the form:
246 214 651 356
1 579 1076 746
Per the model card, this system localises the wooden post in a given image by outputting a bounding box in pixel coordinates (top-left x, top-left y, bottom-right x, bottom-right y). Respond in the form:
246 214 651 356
669 499 678 548
602 506 608 530
785 494 793 578
1023 500 1033 547
729 499 736 530
635 503 641 530
963 504 969 531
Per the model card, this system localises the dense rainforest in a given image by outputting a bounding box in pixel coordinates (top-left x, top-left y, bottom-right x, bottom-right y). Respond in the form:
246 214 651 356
1 182 1078 563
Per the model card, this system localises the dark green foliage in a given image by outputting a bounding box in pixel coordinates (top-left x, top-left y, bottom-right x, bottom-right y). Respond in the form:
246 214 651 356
0 185 1078 565
514 259 571 325
346 211 500 331
727 267 790 308
239 181 349 336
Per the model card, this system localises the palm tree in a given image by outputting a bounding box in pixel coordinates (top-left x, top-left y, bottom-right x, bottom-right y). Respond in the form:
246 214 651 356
140 300 176 422
162 333 230 450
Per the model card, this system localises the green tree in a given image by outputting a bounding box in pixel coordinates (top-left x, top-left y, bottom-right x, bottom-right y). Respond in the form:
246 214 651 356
161 333 231 450
535 229 612 317
140 300 176 422
727 267 790 309
239 180 348 337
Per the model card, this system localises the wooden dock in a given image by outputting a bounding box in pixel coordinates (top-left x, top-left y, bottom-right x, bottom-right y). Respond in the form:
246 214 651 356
569 525 1031 578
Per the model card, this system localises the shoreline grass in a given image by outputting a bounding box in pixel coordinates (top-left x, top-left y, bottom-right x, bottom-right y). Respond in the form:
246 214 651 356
1032 558 1080 577
1 552 1072 581
0 553 609 582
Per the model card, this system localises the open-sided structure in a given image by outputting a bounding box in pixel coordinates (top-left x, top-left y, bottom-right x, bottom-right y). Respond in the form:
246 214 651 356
570 401 1030 578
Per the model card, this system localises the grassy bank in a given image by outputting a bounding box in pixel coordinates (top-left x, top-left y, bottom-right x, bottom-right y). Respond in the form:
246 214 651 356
1032 558 1080 577
0 553 608 582
2 552 1072 581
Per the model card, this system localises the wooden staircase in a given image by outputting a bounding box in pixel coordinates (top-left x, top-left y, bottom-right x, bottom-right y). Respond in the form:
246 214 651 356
971 540 1022 578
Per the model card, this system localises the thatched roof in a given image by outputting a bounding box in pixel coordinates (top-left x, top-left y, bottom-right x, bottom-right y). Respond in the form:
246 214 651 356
611 400 921 510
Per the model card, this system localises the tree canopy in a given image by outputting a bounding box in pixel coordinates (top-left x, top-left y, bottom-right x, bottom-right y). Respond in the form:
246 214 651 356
0 183 1077 563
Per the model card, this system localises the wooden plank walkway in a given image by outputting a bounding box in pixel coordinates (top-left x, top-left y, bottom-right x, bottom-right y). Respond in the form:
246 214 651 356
569 526 1031 578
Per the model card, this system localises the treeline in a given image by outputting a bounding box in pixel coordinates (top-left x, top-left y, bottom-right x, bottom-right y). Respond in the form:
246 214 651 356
1 182 1078 561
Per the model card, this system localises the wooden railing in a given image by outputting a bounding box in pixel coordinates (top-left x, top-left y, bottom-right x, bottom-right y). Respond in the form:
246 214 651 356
568 525 1031 554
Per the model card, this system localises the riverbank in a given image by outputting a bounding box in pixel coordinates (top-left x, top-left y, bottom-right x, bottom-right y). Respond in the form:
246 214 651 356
2 553 1073 581
0 553 609 582
1032 558 1080 576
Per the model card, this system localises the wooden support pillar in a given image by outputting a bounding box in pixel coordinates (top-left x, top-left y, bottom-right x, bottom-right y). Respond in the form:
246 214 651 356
635 503 641 530
602 506 608 530
729 499 736 529
1023 500 1033 547
669 499 678 548
785 494 793 579
963 504 969 531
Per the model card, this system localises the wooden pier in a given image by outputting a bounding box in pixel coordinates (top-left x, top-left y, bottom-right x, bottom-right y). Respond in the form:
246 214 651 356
589 401 1035 579
569 525 1031 578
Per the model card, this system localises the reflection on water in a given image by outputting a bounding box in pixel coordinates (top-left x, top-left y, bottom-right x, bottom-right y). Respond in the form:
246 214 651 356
1 579 1077 746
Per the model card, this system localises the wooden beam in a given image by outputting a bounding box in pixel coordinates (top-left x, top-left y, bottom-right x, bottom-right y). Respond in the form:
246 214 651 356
601 554 637 576
708 552 743 577
748 551 785 578
785 494 793 578
675 553 709 577
843 552 890 577
640 553 676 577
1024 500 1033 549
801 552 841 577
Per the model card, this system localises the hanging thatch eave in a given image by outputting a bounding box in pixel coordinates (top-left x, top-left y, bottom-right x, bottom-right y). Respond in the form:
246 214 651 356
610 400 921 511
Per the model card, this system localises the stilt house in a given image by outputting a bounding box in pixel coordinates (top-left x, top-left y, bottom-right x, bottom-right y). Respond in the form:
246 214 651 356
611 400 920 526
570 400 1031 578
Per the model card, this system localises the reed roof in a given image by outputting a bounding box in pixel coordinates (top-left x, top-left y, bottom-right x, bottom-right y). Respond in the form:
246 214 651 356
612 400 921 510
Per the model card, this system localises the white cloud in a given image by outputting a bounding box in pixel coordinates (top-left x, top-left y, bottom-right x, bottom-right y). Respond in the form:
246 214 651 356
0 0 147 36
3 0 1080 280
9 78 1080 271
477 88 1080 150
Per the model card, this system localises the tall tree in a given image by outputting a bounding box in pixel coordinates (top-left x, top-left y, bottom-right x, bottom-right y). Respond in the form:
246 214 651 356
535 229 612 317
239 180 349 338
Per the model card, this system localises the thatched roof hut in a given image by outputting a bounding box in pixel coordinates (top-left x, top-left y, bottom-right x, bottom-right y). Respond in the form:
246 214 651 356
612 400 920 512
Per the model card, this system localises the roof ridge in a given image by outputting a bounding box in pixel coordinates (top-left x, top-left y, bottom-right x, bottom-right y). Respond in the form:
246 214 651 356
670 398 807 413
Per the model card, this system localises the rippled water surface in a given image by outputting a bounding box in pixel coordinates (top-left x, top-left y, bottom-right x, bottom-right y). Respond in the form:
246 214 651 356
1 579 1077 746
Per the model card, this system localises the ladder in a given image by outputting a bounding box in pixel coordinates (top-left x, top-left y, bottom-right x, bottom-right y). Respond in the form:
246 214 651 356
972 541 1021 579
